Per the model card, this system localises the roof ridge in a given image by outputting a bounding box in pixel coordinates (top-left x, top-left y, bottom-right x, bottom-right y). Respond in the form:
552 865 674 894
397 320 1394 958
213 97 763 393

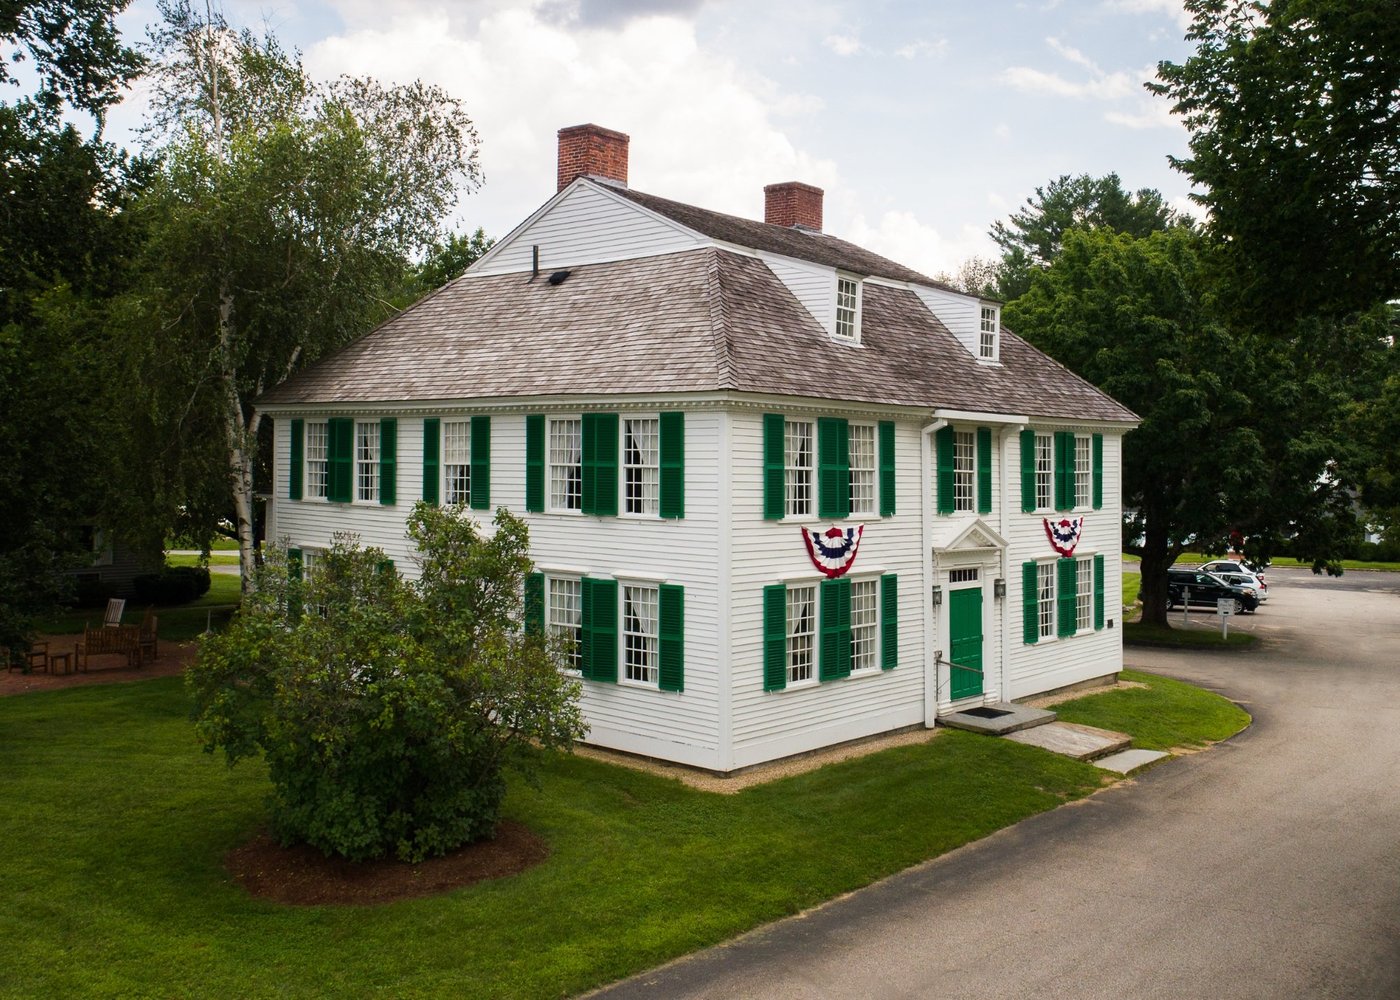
705 249 737 390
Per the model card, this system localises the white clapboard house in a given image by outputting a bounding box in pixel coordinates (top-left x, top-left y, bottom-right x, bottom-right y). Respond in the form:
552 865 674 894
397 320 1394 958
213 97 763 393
257 124 1138 773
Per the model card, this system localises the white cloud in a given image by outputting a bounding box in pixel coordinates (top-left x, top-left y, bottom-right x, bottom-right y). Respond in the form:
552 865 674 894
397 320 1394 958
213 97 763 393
1000 64 1138 100
1045 36 1101 74
823 33 863 57
1105 98 1177 129
1103 0 1193 30
303 4 837 237
843 210 997 279
894 38 949 60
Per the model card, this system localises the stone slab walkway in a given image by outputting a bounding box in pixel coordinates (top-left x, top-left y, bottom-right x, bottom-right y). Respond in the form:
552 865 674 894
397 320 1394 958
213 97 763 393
1003 721 1131 761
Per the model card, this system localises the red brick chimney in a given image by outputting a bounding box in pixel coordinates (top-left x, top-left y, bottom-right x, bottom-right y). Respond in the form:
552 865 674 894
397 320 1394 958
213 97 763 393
764 181 823 231
557 124 629 191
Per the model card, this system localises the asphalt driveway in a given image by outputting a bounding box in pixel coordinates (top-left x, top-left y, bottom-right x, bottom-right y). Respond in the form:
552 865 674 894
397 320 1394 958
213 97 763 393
594 569 1400 999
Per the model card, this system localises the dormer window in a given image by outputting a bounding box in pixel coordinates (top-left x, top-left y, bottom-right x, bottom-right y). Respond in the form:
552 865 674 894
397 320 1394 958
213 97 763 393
835 275 861 341
979 305 999 361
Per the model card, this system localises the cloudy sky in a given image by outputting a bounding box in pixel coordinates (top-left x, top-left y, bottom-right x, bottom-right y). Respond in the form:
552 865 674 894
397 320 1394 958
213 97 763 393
105 0 1200 278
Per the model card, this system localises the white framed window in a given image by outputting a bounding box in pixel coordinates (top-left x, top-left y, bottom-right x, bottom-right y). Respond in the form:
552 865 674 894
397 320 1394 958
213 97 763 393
953 430 975 512
1037 561 1056 640
979 305 999 360
549 418 583 512
949 568 979 583
1076 555 1094 632
443 420 471 506
355 422 379 502
1035 432 1052 511
786 584 816 684
849 422 876 515
622 584 659 685
299 547 328 618
547 577 582 674
785 419 814 518
623 417 660 516
850 578 879 674
1074 434 1091 508
305 421 328 499
835 275 860 341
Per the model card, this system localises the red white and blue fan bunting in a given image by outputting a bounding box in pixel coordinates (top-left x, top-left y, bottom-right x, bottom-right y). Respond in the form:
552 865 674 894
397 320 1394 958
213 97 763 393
1044 516 1085 557
801 524 865 578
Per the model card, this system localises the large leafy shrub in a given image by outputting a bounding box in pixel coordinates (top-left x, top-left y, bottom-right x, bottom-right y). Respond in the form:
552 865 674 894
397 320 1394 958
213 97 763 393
188 505 586 862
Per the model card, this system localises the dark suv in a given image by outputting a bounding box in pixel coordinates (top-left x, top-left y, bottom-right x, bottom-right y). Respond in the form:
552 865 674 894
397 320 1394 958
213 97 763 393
1165 569 1260 614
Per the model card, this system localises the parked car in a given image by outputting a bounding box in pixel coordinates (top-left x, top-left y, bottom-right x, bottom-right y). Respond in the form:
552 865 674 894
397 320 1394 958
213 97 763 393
1164 569 1260 614
1216 571 1269 602
1200 559 1268 593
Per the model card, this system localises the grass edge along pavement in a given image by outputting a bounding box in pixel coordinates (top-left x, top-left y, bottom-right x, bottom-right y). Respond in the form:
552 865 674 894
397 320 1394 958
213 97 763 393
0 671 1245 999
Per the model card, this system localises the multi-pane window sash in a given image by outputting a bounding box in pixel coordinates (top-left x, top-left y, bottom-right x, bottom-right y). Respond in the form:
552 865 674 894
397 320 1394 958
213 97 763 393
1035 433 1053 510
787 585 816 684
623 418 660 516
622 585 659 684
785 420 814 517
835 276 858 340
1076 555 1094 632
306 422 328 499
850 579 879 673
1074 434 1092 509
549 418 583 511
953 430 975 512
979 306 997 359
849 424 876 515
443 420 471 506
356 422 380 502
548 577 582 673
1038 562 1056 639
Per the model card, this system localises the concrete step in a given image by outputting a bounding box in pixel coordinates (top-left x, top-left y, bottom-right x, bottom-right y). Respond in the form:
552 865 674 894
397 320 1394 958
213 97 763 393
938 703 1057 736
1094 748 1170 774
1003 721 1132 761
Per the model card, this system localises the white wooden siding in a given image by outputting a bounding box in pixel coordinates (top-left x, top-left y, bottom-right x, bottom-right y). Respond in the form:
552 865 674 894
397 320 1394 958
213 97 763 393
469 183 703 277
271 409 727 771
726 409 928 768
912 285 981 359
1004 428 1125 699
759 254 836 336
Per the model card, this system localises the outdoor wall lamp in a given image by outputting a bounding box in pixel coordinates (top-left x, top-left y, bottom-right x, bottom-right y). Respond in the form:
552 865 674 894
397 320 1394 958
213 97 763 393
931 585 943 607
994 578 1007 599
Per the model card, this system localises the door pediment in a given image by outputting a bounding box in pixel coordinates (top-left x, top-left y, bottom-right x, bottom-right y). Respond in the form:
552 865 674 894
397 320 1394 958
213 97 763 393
931 515 1007 554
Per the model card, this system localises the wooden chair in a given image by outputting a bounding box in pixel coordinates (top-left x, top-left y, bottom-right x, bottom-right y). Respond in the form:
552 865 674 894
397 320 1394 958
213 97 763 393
103 598 127 627
25 641 49 673
137 609 159 664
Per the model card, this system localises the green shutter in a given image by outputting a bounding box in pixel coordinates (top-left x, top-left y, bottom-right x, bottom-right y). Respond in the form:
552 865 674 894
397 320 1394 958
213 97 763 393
289 419 304 500
819 577 851 680
524 572 544 636
1054 431 1074 511
525 414 545 512
377 558 395 575
659 411 685 519
581 577 617 682
878 421 896 517
936 425 955 515
1022 561 1039 645
1094 553 1106 630
327 417 353 503
658 583 684 692
1020 429 1036 513
817 417 850 519
881 574 898 670
977 426 992 514
470 415 491 510
422 418 440 505
1057 557 1077 638
763 584 787 691
287 548 303 621
763 413 786 520
379 418 397 505
582 413 619 516
1092 433 1104 510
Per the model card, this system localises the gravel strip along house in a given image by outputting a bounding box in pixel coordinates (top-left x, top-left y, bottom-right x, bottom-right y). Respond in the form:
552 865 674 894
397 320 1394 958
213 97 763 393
257 123 1139 773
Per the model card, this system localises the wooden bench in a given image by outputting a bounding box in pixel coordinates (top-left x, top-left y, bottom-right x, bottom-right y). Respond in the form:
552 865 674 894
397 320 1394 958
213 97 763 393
75 624 142 670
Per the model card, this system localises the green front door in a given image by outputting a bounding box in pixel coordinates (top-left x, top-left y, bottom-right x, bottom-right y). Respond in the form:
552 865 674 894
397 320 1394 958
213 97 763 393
949 587 984 700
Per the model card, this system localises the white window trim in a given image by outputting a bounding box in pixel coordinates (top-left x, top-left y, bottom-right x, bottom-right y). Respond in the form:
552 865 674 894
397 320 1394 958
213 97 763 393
1073 433 1092 511
1075 553 1095 634
620 581 660 689
1034 432 1053 512
442 419 472 507
978 304 1000 363
953 429 976 513
1036 560 1057 642
848 575 881 676
304 420 329 501
353 420 380 505
545 574 583 675
785 418 815 519
548 415 583 515
621 415 661 519
848 422 877 517
834 273 863 343
786 582 818 688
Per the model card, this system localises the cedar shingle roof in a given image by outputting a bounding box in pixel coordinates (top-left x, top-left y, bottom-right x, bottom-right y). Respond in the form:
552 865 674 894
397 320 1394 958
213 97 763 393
258 247 1137 425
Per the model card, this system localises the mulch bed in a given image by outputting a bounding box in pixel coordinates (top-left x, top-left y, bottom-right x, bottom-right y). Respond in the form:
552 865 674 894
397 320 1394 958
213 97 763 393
1 635 198 696
226 821 550 905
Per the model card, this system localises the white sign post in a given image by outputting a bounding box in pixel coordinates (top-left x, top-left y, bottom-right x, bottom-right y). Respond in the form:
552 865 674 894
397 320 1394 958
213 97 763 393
1216 597 1233 638
1182 586 1191 625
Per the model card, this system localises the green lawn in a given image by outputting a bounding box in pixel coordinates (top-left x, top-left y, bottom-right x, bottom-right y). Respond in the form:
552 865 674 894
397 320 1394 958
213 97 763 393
167 552 241 568
0 670 1244 999
1124 552 1399 573
1123 570 1140 614
38 573 241 643
1123 620 1257 649
1054 669 1250 751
